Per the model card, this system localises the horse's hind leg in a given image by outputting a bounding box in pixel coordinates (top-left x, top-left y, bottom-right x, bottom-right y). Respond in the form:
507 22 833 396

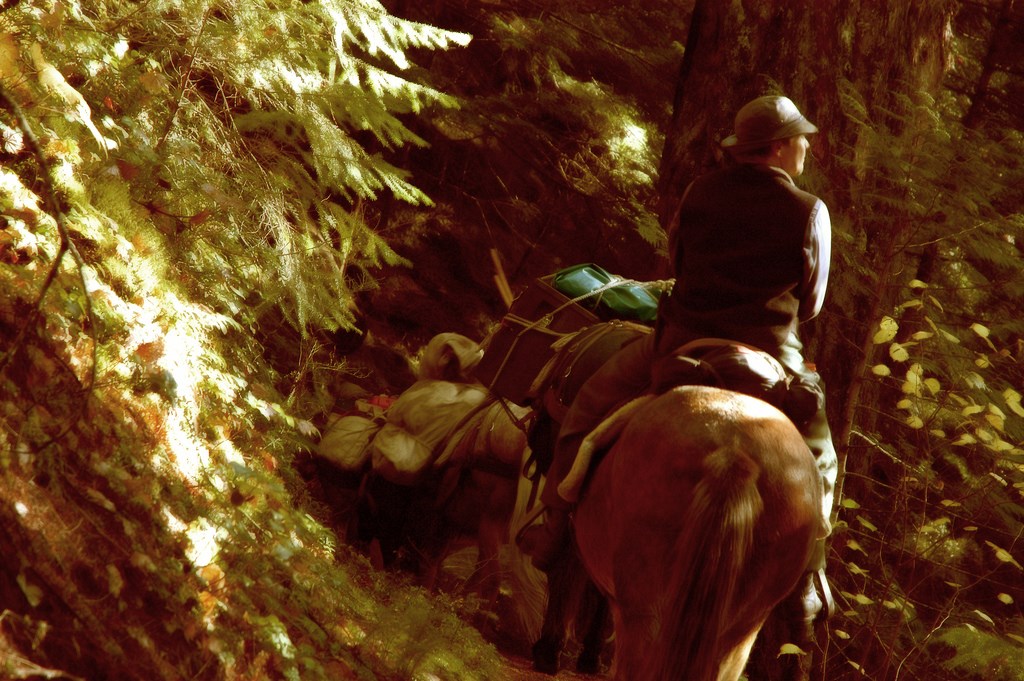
745 573 816 681
468 471 514 609
720 621 765 681
531 552 581 674
575 580 610 674
468 536 501 605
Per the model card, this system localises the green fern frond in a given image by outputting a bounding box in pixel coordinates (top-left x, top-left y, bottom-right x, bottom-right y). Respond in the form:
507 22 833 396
932 626 1024 681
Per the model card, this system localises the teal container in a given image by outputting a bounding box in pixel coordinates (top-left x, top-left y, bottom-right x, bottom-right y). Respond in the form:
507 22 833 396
551 263 661 323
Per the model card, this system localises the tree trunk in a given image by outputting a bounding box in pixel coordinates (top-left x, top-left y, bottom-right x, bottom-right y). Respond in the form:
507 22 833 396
658 0 953 479
657 1 954 678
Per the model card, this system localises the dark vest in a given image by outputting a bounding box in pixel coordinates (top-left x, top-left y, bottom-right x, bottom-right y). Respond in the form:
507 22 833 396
659 163 819 354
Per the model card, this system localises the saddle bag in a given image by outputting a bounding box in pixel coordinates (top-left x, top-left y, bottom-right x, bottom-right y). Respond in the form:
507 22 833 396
475 276 599 406
476 264 663 406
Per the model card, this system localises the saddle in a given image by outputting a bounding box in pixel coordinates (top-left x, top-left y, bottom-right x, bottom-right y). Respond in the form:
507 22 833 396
553 336 824 505
651 338 823 430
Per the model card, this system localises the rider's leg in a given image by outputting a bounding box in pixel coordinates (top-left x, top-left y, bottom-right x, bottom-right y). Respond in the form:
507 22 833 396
518 334 655 571
754 332 837 680
777 331 838 524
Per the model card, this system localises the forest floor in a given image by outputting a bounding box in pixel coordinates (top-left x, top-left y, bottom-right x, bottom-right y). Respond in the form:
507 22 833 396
495 652 602 681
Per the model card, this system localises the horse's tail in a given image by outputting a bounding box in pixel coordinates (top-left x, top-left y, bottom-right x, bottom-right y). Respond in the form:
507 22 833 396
643 442 763 681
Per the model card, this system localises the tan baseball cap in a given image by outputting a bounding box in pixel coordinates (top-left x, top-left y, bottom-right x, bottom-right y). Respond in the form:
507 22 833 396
721 95 818 149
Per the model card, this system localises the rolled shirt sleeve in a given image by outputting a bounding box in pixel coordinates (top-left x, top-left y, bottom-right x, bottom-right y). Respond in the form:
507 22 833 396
799 199 831 321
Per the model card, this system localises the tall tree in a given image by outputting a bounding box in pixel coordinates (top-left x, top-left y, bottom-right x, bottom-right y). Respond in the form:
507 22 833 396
656 2 987 680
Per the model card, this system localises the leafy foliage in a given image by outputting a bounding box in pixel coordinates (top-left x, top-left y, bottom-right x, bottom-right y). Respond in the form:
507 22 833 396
3 0 1024 680
932 626 1024 681
374 0 684 297
824 76 1024 679
0 1 509 679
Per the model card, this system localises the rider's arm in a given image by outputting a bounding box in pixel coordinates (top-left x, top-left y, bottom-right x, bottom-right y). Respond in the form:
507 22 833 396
798 199 831 322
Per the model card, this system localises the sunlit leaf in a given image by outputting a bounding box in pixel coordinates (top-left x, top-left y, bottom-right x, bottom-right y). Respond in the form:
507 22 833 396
248 613 297 659
908 279 928 289
1004 388 1024 417
985 541 1023 569
924 378 940 394
857 516 878 532
834 629 851 640
889 343 910 362
841 498 861 509
778 643 806 657
86 488 117 512
131 552 158 572
297 419 319 437
911 331 933 340
853 593 875 605
940 328 959 343
963 372 987 389
108 565 124 597
16 572 43 607
873 316 898 344
970 323 990 338
871 364 891 376
985 437 1014 452
846 539 866 554
905 415 924 429
973 609 995 625
962 404 985 416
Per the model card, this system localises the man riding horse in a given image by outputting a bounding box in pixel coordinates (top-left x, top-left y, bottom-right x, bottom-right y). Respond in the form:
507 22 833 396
518 95 838 680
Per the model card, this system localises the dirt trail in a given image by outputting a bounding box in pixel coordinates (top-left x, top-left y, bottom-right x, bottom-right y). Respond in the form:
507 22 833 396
495 651 604 681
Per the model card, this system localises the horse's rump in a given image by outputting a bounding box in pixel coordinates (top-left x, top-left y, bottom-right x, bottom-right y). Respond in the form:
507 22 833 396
573 385 821 681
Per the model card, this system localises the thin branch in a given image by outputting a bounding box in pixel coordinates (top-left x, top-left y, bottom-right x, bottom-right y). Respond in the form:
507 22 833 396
0 84 98 438
156 9 211 152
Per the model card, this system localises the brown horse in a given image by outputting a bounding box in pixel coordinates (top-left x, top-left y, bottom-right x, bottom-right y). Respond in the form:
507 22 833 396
570 385 823 681
310 388 553 643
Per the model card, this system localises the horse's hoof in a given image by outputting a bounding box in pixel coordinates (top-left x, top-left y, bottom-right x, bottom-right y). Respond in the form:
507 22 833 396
532 657 559 676
576 652 600 675
531 638 560 676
